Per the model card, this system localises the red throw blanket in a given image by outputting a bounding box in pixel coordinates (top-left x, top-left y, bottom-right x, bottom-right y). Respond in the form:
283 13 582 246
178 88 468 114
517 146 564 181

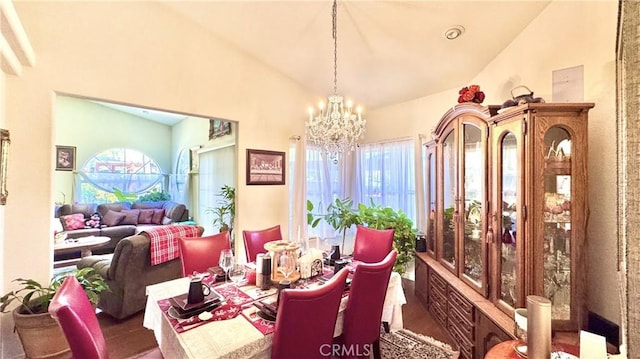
144 225 201 266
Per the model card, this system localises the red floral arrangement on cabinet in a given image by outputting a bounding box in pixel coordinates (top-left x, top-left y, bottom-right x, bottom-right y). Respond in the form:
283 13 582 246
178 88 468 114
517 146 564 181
458 85 485 104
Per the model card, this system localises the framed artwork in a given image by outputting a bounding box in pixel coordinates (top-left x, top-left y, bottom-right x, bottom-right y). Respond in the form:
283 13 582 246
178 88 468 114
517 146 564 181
0 129 9 205
190 146 201 172
55 145 76 171
209 119 231 140
246 149 286 185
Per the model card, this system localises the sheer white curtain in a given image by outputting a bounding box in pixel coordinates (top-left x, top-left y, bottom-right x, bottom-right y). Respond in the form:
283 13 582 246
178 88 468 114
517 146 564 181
356 138 416 223
289 137 308 248
197 145 235 236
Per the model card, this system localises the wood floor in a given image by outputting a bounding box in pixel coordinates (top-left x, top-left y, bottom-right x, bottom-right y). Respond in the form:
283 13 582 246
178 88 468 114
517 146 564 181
97 278 451 359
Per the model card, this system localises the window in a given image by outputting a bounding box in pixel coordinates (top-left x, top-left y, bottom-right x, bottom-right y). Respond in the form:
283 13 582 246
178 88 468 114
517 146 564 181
76 148 165 203
358 139 416 223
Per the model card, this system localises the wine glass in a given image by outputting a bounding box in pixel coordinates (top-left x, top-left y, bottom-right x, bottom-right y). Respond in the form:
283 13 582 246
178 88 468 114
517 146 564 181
218 249 235 284
278 252 294 280
228 264 246 304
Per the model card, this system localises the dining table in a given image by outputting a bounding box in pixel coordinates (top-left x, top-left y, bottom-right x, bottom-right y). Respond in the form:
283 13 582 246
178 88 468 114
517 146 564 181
143 266 406 359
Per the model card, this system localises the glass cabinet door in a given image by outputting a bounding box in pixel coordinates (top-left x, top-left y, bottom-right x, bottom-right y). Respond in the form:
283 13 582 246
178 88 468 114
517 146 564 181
499 131 518 308
440 130 456 268
461 123 485 291
542 126 573 321
426 145 437 255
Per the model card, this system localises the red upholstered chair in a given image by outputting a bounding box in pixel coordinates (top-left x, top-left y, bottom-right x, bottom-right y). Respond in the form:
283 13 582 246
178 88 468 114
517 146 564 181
338 250 397 359
271 268 349 359
352 225 395 263
49 276 163 359
178 231 231 276
242 225 282 262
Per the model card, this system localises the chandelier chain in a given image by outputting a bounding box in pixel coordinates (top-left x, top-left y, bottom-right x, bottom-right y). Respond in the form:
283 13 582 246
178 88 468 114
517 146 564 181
332 0 338 95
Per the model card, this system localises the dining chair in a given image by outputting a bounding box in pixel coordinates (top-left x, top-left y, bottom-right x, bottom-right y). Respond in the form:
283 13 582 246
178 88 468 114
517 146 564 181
337 250 397 359
271 268 349 359
49 275 163 359
178 231 231 276
242 224 282 262
351 225 395 263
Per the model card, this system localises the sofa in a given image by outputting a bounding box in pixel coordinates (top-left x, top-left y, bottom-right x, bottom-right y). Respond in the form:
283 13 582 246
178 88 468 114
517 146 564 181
76 225 204 319
55 201 189 260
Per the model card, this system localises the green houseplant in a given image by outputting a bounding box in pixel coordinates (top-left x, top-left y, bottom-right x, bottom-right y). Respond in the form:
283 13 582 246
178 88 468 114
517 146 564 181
207 185 236 241
323 197 361 251
0 267 109 359
357 200 417 275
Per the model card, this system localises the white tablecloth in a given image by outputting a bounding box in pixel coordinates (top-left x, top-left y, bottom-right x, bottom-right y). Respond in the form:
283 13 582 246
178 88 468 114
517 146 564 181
143 272 406 359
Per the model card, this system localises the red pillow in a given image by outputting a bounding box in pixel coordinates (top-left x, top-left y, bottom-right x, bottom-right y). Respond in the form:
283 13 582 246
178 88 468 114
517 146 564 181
120 209 140 225
138 209 154 224
61 213 85 230
151 209 165 225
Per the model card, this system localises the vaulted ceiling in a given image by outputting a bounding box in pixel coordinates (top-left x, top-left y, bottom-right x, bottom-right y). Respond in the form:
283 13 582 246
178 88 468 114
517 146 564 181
160 1 551 110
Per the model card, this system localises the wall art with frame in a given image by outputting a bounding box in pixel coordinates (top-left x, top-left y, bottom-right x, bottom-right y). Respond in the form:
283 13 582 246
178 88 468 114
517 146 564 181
246 149 285 185
55 145 76 171
0 129 10 205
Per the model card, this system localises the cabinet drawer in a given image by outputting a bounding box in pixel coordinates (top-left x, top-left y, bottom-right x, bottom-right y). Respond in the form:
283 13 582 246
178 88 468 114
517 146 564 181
448 287 474 322
429 300 448 327
447 320 475 359
429 271 447 293
448 305 474 341
429 286 447 307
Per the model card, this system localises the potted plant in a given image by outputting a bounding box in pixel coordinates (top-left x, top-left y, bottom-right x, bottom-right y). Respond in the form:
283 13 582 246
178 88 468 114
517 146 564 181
323 197 361 252
357 200 417 275
0 267 109 359
207 185 236 240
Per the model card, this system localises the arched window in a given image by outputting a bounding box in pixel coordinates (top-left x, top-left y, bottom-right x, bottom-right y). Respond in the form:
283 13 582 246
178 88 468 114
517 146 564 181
76 148 165 203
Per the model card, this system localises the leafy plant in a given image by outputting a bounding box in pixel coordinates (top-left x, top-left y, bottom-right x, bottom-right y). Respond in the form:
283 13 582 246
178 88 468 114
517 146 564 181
357 200 417 274
0 267 109 315
324 197 361 250
206 185 236 239
112 188 138 203
138 190 171 202
306 200 322 228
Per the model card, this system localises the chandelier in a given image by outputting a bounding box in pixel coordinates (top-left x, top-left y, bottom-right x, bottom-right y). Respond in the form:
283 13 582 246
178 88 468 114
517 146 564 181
306 0 366 163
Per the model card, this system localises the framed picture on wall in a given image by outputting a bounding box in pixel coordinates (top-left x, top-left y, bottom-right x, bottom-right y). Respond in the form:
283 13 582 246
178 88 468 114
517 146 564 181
55 145 76 171
209 119 231 140
246 149 285 185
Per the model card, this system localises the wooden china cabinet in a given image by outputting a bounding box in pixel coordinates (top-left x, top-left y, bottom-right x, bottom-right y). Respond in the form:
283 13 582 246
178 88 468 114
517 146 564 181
415 102 594 358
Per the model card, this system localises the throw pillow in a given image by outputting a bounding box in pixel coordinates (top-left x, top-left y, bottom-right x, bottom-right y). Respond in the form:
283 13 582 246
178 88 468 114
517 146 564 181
84 212 102 229
138 209 155 224
120 209 140 225
102 210 126 227
151 209 165 224
61 213 85 231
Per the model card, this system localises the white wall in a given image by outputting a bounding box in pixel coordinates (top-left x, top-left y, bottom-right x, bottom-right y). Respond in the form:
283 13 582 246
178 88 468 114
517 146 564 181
2 1 312 300
367 1 619 324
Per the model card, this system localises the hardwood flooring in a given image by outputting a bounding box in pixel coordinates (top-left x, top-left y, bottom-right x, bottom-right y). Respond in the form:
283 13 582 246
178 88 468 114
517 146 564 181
97 278 451 359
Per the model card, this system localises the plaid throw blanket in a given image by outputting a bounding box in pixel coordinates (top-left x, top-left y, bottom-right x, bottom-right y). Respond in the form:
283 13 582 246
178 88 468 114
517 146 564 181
144 225 200 266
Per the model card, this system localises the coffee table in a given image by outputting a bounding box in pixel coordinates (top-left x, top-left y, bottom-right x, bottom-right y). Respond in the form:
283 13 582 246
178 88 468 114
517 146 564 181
54 236 110 268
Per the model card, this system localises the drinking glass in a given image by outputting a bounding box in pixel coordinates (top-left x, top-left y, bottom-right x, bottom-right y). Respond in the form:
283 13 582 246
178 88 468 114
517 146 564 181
219 249 235 284
278 252 294 280
228 264 246 304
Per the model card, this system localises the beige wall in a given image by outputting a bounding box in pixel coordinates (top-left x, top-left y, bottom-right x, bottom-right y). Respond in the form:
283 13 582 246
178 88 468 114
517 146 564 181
367 1 619 323
2 1 312 296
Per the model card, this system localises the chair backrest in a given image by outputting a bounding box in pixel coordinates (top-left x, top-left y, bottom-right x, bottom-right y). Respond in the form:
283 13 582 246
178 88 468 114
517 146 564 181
271 268 349 359
341 250 397 356
178 231 231 276
48 276 109 359
352 225 395 263
242 225 282 262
